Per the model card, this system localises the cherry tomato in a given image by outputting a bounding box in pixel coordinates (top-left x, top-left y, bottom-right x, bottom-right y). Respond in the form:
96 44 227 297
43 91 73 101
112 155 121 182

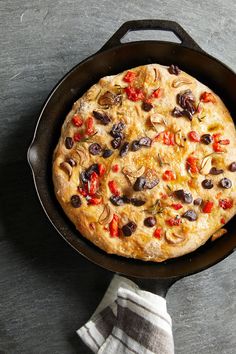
73 132 82 142
85 117 95 136
219 198 233 210
72 114 83 127
162 170 176 181
109 214 119 237
200 92 216 103
186 155 199 174
112 164 119 173
171 203 183 210
88 172 99 196
213 133 221 142
108 180 120 196
98 163 106 177
153 227 162 238
188 131 200 142
219 139 230 145
125 86 145 101
88 196 102 205
202 200 214 213
166 217 181 226
163 131 175 145
78 187 87 197
213 142 225 152
150 88 162 99
123 71 136 83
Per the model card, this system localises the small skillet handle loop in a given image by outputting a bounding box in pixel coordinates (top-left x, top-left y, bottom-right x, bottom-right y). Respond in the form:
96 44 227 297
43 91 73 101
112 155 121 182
100 19 203 53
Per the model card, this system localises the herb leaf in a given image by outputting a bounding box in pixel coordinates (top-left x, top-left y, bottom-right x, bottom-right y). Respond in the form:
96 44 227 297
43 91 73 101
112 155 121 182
143 199 164 215
79 131 98 143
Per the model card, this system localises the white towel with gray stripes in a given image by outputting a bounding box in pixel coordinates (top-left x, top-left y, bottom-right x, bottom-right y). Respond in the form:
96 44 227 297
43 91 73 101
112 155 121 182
77 275 174 354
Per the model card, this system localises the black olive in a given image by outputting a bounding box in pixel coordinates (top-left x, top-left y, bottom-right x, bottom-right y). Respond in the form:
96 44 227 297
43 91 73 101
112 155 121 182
202 179 214 189
229 162 236 172
172 107 193 120
93 110 111 125
130 198 146 206
174 189 193 204
119 142 129 157
122 195 131 204
70 195 81 208
102 149 113 158
182 209 198 221
111 137 122 149
174 189 185 199
110 122 125 138
130 140 141 151
133 176 146 191
89 143 102 155
172 107 183 117
109 195 125 206
142 101 153 112
66 157 77 167
209 167 224 175
193 198 203 206
168 64 181 75
144 178 159 190
185 100 196 116
122 221 137 236
219 178 232 189
139 137 152 147
182 192 193 204
80 171 88 184
177 90 195 109
65 137 74 149
182 109 193 121
200 134 213 145
144 216 156 227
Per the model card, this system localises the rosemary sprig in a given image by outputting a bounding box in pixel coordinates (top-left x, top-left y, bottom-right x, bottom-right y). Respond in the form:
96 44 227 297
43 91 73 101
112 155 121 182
197 115 206 122
143 199 164 215
157 153 170 167
79 131 98 143
95 89 101 100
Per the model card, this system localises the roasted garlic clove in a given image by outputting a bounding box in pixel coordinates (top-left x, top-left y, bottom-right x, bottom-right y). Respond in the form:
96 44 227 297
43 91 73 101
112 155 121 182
200 155 212 175
60 161 72 177
122 166 145 178
165 230 186 244
98 204 114 225
75 146 89 166
172 77 192 88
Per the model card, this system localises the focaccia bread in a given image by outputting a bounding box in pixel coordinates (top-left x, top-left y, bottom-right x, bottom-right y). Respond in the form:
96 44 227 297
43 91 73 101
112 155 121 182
52 64 236 262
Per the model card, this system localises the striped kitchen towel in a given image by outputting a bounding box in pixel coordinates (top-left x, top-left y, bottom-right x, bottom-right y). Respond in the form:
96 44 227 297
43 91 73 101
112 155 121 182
77 275 174 354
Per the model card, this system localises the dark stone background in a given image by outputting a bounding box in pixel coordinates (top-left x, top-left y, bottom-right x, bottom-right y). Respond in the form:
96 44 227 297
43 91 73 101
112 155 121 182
0 1 235 353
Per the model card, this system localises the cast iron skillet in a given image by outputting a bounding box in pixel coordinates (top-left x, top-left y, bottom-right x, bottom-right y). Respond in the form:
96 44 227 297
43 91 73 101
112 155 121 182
28 20 236 295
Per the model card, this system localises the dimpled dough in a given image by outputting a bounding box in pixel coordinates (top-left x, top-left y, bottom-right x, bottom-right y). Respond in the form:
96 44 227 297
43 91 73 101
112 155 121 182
53 64 236 262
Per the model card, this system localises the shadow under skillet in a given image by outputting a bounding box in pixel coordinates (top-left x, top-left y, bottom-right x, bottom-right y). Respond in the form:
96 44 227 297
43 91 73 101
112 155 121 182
0 120 111 353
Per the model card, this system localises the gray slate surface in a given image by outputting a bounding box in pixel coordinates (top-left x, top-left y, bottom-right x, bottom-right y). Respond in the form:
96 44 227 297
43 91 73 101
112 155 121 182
0 0 235 353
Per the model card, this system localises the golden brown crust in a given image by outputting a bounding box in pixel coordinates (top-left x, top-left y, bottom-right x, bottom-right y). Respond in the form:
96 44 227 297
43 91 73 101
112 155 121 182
52 64 236 262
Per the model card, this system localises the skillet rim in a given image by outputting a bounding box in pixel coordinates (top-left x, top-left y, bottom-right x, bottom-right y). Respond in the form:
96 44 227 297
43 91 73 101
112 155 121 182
28 40 236 279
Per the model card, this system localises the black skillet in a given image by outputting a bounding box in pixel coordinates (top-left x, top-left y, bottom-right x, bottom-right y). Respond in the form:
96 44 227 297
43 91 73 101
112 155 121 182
28 20 236 296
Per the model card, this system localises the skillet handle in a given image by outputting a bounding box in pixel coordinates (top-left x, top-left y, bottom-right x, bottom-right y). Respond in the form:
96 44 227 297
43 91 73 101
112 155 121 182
100 19 203 52
125 276 180 298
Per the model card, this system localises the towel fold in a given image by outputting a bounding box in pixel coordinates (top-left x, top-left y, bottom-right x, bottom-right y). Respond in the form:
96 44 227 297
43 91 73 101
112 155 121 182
77 275 174 354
